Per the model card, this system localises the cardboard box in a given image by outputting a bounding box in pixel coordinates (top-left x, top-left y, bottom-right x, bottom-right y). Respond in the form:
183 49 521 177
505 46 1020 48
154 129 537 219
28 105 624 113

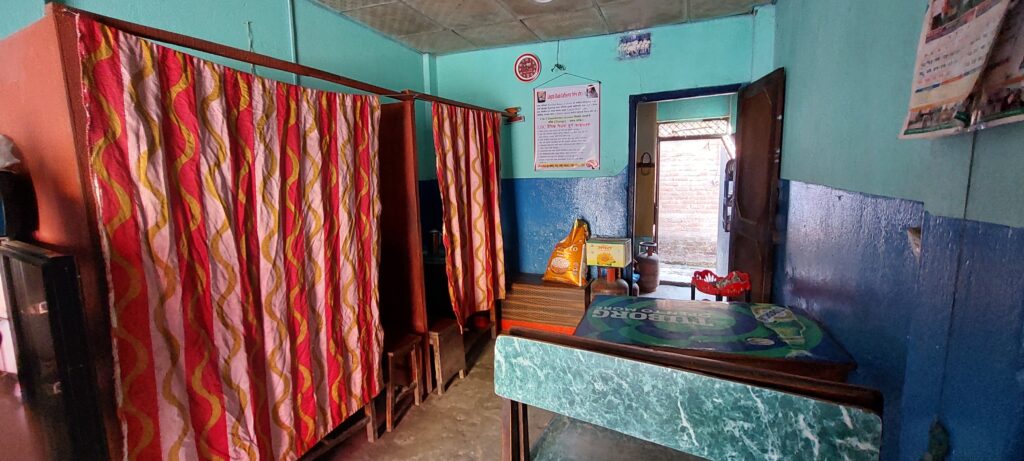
585 238 632 268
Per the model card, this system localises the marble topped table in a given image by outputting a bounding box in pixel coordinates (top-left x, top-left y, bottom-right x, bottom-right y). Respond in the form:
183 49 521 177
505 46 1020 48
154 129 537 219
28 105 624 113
573 296 856 381
495 334 882 461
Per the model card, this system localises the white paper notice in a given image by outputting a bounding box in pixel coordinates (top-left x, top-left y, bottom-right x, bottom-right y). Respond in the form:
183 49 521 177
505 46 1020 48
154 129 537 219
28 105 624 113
534 83 601 171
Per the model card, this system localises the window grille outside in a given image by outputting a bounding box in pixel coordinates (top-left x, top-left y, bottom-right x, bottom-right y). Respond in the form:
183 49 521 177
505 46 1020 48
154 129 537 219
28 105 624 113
658 118 730 139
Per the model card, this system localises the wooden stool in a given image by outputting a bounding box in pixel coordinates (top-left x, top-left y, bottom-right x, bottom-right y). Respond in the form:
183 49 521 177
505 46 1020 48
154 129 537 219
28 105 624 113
429 319 466 395
385 334 422 432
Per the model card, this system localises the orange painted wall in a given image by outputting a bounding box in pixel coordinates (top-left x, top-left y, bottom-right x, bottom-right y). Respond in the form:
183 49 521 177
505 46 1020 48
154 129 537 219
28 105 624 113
0 9 119 456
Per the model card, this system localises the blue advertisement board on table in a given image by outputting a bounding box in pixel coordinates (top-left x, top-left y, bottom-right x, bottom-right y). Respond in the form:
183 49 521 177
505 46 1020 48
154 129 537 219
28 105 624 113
574 296 854 378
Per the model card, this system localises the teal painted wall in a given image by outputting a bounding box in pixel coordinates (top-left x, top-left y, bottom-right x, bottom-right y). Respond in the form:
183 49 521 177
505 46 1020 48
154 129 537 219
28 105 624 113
2 0 429 173
776 1 1024 459
417 55 438 180
775 0 1024 226
750 4 776 81
965 122 1024 225
432 10 774 180
62 0 292 60
0 0 424 96
293 0 424 93
0 1 44 39
657 94 734 122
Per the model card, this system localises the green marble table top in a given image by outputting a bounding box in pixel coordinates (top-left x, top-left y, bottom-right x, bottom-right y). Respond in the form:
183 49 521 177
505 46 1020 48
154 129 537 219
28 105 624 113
533 415 705 461
494 335 882 461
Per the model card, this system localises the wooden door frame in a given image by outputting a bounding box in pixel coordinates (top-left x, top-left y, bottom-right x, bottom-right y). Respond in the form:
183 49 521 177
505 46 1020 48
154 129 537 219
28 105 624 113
626 84 743 282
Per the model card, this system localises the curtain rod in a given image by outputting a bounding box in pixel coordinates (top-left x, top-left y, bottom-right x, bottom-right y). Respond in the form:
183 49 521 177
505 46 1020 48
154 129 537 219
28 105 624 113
55 5 515 118
396 90 515 118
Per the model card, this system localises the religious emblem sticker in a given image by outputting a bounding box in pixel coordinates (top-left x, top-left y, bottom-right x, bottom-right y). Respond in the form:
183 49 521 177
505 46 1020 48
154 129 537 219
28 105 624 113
514 53 541 82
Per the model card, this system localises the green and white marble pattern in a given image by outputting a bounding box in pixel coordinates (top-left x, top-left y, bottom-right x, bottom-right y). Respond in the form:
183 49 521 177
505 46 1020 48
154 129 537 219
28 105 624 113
532 415 705 461
494 336 881 461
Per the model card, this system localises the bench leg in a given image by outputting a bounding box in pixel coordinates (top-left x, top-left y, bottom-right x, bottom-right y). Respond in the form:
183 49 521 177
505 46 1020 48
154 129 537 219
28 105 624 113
501 399 529 461
422 336 434 397
433 340 445 396
365 399 378 442
386 356 395 432
490 306 498 339
413 344 422 406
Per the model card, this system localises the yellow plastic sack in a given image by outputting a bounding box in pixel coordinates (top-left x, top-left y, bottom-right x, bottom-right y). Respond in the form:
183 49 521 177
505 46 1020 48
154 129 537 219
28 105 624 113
542 219 590 287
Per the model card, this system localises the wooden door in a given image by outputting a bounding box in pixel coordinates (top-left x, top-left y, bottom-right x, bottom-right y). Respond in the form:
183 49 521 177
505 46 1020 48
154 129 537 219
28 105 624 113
729 69 785 303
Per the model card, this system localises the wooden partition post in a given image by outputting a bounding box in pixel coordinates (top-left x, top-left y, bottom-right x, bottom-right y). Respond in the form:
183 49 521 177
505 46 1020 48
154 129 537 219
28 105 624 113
378 100 430 400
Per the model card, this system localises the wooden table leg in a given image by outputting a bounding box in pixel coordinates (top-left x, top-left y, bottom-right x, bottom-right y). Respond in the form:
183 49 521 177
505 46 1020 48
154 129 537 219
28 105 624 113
501 399 529 461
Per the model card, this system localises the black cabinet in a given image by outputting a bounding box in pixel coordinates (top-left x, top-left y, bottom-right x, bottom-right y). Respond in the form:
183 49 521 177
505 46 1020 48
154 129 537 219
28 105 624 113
1 240 108 460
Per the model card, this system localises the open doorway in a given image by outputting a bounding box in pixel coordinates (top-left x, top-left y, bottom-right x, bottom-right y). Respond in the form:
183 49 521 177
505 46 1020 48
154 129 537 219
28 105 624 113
656 124 732 282
633 94 736 291
629 70 786 302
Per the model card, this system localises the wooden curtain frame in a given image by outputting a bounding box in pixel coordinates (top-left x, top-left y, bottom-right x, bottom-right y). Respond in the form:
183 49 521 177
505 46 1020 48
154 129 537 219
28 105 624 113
54 4 516 118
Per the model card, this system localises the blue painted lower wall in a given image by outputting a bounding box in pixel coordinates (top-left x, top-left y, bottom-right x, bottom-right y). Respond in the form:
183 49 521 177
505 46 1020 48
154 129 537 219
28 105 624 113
420 171 629 275
776 180 1024 461
422 174 1023 460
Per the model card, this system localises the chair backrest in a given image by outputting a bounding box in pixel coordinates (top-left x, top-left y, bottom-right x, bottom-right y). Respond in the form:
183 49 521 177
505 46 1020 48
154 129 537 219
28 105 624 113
494 333 882 461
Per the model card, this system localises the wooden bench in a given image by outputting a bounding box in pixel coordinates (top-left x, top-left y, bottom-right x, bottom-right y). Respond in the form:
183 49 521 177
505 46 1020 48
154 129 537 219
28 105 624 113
495 328 884 461
428 319 466 395
384 334 423 432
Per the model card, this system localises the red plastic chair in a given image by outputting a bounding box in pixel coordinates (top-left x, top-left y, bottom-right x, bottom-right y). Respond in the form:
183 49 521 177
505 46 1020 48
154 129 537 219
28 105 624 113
690 270 752 302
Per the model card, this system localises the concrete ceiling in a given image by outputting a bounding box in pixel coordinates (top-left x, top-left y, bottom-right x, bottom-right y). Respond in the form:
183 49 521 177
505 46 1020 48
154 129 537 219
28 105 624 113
318 0 771 54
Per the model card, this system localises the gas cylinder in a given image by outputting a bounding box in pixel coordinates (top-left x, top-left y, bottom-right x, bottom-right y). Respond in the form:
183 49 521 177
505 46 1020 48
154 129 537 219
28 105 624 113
636 242 660 294
591 267 630 302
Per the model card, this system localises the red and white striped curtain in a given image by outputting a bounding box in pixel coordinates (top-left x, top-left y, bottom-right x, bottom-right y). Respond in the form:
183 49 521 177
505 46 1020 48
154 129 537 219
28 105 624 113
432 103 506 327
78 16 382 460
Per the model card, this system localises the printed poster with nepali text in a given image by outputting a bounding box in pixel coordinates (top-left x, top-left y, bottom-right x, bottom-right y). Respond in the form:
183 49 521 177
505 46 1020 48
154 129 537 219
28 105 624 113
534 83 601 170
974 0 1024 129
902 0 1015 138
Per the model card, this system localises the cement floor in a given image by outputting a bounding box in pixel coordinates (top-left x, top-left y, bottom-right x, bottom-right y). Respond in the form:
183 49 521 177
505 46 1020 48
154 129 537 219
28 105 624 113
326 340 552 461
0 373 47 460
